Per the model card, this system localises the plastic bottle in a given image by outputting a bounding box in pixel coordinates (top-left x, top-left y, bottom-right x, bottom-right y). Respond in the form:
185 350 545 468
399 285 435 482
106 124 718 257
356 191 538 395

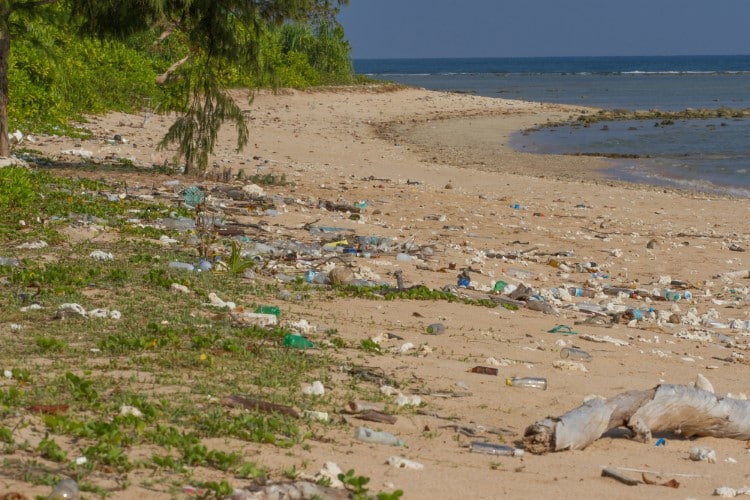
282 334 314 349
354 426 405 446
568 287 596 298
425 323 445 335
197 258 213 272
575 262 598 273
0 257 20 267
560 347 592 361
48 479 80 500
664 289 682 301
470 441 523 457
603 286 634 297
255 305 281 318
547 259 572 272
168 261 195 271
493 280 508 293
506 377 547 390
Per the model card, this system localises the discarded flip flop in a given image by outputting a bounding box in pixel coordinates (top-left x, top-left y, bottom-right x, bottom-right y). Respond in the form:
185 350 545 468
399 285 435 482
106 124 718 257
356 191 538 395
547 325 577 335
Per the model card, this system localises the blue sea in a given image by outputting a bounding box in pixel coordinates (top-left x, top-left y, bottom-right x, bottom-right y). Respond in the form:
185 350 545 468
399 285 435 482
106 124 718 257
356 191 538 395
353 55 750 196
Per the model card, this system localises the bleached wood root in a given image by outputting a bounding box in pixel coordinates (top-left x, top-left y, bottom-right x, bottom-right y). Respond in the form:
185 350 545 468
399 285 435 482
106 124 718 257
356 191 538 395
523 384 750 454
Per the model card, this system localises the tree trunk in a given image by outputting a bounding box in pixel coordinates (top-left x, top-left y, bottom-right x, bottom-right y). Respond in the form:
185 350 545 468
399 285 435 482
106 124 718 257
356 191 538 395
523 384 750 454
0 28 10 157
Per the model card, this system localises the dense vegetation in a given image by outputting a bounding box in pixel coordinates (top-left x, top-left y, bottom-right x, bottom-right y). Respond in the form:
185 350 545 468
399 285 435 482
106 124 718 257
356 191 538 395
8 17 354 136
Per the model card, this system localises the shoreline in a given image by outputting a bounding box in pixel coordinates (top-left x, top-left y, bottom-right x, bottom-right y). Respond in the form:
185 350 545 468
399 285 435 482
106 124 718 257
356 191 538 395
379 87 747 200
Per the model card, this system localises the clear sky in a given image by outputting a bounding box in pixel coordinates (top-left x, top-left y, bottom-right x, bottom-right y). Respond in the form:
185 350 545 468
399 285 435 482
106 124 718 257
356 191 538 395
337 0 750 59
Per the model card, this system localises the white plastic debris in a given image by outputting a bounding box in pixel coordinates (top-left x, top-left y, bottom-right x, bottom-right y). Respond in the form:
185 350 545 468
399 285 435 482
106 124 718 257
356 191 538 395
552 360 588 372
158 235 178 245
301 381 325 396
16 240 47 249
61 149 93 158
387 456 424 470
713 486 750 497
288 319 315 334
394 394 421 407
314 462 344 489
242 183 265 197
9 130 23 144
56 303 87 318
119 405 144 418
690 447 717 463
399 342 415 353
87 308 121 320
579 334 629 346
380 385 399 396
89 250 113 261
229 310 277 326
207 292 236 309
301 410 329 422
87 308 110 319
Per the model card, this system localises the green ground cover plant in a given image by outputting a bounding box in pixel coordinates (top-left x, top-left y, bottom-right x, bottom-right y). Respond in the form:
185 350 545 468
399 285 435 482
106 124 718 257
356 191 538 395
1 166 444 497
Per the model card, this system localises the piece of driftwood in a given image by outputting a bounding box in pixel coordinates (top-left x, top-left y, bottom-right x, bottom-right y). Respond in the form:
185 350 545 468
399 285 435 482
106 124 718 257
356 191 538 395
355 409 398 425
222 395 300 419
601 467 640 486
524 384 750 454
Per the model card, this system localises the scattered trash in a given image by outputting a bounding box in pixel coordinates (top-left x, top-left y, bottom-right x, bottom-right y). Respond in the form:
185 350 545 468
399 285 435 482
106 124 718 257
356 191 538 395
354 426 405 446
283 333 315 349
560 347 592 361
470 441 523 457
655 438 666 447
506 377 547 390
230 308 278 327
119 405 144 418
548 324 577 335
469 366 498 376
55 303 87 319
714 486 750 497
690 446 717 463
301 410 329 422
48 478 80 499
552 360 588 372
301 381 325 396
169 261 195 271
425 322 445 335
387 455 424 469
89 250 113 261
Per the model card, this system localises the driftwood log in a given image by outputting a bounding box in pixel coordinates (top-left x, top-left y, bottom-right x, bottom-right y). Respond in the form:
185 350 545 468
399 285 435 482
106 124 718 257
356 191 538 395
523 384 750 454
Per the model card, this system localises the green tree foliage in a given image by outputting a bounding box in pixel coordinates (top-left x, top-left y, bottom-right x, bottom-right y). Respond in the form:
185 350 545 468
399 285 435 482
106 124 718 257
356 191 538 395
1 0 352 172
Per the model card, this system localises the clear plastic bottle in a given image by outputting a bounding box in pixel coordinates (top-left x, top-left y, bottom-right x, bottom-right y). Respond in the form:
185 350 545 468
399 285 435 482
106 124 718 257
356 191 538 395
48 479 80 500
560 347 592 361
425 323 445 335
0 257 20 267
506 377 547 390
354 426 405 446
168 261 195 271
470 441 524 457
568 287 596 298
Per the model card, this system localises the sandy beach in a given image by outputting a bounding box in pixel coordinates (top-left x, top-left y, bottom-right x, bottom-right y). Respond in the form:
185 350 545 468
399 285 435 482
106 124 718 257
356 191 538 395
11 85 750 499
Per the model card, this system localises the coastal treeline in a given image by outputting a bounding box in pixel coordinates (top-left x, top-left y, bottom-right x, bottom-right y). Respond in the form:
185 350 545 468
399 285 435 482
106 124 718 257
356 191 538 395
9 11 353 136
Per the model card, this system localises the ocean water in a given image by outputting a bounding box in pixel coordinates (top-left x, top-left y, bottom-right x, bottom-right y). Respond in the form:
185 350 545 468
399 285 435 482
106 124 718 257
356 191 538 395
354 56 750 196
